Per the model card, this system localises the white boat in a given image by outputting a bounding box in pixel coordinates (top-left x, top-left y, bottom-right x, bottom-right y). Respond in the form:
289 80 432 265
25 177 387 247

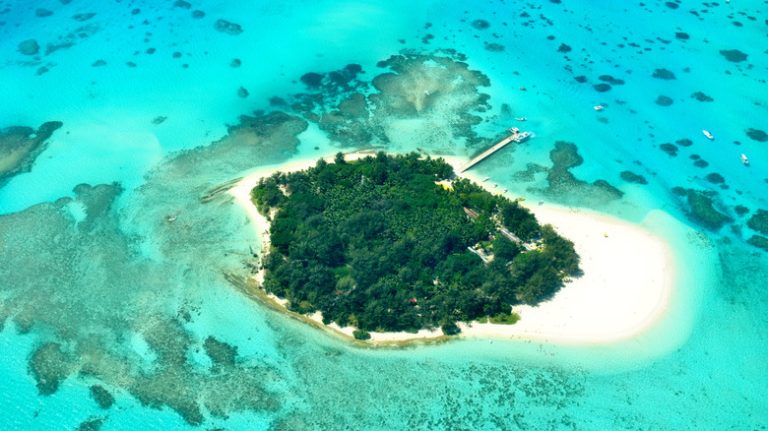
593 105 604 111
741 153 749 166
512 131 531 142
702 130 714 140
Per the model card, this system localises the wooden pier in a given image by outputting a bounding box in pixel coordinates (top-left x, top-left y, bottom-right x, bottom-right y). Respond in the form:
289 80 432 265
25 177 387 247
459 128 530 173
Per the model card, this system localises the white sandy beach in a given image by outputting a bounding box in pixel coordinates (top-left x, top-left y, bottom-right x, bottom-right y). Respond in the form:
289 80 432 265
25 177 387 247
228 151 676 346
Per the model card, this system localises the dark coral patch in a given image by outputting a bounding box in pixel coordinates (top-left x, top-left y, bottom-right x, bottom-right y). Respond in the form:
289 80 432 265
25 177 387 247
691 91 713 102
748 235 768 252
693 159 709 168
747 209 768 235
659 143 678 156
671 186 687 196
72 13 96 21
214 19 243 35
719 49 748 62
1 121 63 187
76 417 105 431
557 43 572 53
681 189 732 230
17 39 39 56
593 83 611 92
511 163 548 182
652 68 676 79
484 42 505 52
676 138 693 147
471 19 490 30
300 72 323 88
665 1 679 9
655 95 673 106
705 173 725 184
29 342 74 395
746 128 767 142
574 75 587 83
204 337 238 367
598 75 624 85
90 385 115 409
620 170 648 184
675 32 690 40
734 205 749 217
544 141 624 204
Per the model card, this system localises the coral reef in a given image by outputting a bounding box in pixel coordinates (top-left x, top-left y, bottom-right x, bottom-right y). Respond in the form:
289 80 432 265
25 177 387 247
745 128 767 142
0 108 311 424
719 49 748 62
746 209 768 235
620 170 648 184
652 68 675 79
282 50 493 151
214 19 243 35
677 188 732 230
0 121 63 188
540 141 624 205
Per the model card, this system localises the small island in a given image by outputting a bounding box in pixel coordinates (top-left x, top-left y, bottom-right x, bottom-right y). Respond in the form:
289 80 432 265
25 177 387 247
249 152 581 339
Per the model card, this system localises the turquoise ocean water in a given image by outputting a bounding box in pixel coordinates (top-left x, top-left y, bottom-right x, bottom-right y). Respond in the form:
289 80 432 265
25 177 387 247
0 0 766 429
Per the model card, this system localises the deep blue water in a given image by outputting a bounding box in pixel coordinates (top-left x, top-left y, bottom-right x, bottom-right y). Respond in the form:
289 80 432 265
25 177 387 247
0 0 766 429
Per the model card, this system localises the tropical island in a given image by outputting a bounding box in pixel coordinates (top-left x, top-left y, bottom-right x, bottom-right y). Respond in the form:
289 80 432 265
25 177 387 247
249 152 581 339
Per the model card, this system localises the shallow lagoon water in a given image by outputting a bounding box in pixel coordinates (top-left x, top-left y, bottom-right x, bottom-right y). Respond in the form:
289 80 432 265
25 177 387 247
1 0 766 429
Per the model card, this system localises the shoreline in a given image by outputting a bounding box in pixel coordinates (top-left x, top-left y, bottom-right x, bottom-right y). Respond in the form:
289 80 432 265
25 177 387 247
227 151 677 347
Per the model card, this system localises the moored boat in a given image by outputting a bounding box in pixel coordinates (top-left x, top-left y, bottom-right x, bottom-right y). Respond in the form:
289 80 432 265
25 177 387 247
593 105 604 111
513 131 531 142
741 153 749 166
702 130 714 140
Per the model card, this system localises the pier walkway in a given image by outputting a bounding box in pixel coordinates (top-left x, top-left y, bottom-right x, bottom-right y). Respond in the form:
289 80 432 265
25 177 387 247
459 128 530 173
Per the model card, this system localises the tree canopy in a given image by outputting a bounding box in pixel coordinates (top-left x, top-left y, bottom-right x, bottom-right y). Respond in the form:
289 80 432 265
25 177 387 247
251 152 580 335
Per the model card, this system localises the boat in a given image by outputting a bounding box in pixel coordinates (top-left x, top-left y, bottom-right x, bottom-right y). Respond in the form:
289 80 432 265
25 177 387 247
741 153 749 166
514 117 527 121
593 105 604 111
702 130 714 140
513 131 532 142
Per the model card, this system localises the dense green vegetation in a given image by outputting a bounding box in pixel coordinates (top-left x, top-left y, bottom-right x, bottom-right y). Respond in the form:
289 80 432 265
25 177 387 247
252 152 581 335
